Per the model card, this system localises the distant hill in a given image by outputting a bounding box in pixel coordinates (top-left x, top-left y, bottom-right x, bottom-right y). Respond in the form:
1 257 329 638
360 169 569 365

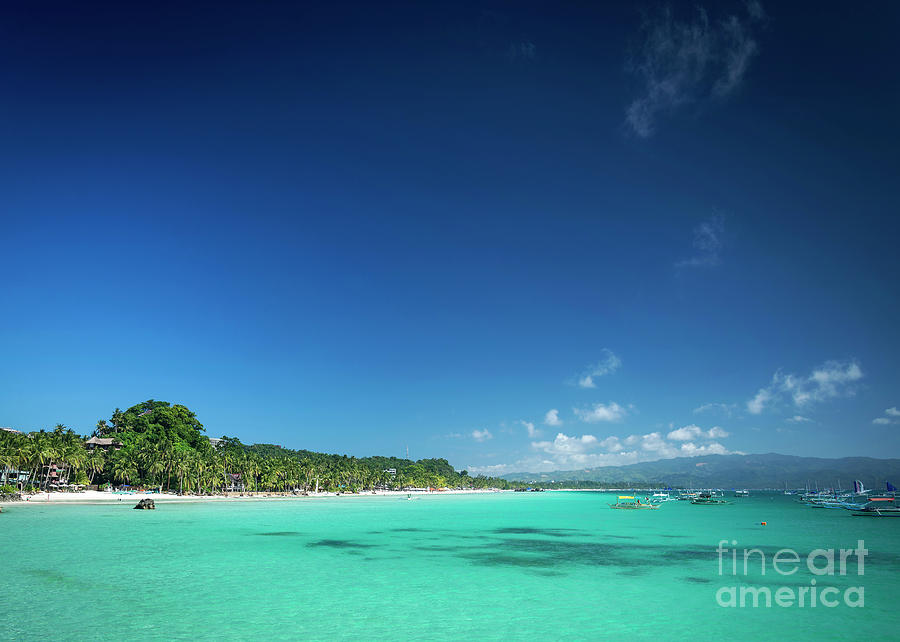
502 453 900 489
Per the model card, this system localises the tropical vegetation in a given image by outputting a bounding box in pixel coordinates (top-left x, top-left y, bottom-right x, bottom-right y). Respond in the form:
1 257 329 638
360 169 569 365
0 400 518 493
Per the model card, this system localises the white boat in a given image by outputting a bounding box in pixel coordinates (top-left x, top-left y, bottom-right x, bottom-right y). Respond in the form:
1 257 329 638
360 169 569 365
609 496 660 510
849 496 900 517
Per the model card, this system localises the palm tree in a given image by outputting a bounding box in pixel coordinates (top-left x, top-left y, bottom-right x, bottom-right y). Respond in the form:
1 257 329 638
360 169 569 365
111 450 138 486
86 449 106 485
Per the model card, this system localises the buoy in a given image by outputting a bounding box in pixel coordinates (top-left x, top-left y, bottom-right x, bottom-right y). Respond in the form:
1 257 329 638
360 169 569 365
760 521 767 526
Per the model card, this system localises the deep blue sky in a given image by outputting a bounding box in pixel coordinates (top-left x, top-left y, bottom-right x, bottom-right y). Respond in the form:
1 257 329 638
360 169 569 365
2 1 898 473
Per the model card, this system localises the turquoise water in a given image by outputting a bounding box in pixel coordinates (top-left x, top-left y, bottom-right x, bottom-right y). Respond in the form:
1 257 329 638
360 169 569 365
2 492 898 640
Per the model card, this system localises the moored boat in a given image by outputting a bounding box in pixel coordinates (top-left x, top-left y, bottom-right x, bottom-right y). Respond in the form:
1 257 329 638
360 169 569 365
609 496 659 510
691 492 730 505
849 497 900 517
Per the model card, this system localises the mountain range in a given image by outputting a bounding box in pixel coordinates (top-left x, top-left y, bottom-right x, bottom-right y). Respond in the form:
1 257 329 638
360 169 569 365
501 453 900 489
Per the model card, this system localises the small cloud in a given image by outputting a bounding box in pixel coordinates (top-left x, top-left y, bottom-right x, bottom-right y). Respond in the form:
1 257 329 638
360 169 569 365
598 436 624 453
693 402 736 415
444 432 464 438
667 424 704 441
786 415 813 424
676 215 724 268
624 2 764 137
707 426 729 438
747 360 863 414
544 409 563 427
872 407 900 425
747 386 774 415
666 424 729 441
518 420 540 438
532 432 599 457
575 349 622 388
746 0 766 21
506 41 536 62
573 402 627 423
471 429 493 442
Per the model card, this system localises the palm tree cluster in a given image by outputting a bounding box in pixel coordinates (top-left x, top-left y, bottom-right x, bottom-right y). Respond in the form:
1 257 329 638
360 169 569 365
0 401 517 494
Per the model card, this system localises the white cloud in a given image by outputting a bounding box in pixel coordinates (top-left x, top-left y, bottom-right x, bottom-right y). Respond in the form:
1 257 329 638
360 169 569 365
693 402 736 415
786 415 813 424
747 386 773 415
872 407 900 425
625 3 764 137
574 401 627 423
598 436 624 452
707 425 729 438
472 425 738 475
667 424 703 441
576 349 622 388
747 360 863 414
544 409 563 427
471 429 493 442
666 424 729 441
532 432 599 457
676 215 724 268
518 420 540 438
472 418 738 476
678 441 730 456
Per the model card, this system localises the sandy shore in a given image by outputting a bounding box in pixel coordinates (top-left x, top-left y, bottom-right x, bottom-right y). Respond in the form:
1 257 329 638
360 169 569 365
1 488 508 506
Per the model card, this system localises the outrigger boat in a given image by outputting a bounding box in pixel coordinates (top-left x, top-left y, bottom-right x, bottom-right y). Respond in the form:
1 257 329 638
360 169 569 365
845 482 899 516
848 496 900 517
734 489 749 498
690 492 730 505
609 495 659 510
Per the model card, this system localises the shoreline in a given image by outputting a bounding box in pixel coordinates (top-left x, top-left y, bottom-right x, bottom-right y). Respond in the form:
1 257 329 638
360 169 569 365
0 488 510 507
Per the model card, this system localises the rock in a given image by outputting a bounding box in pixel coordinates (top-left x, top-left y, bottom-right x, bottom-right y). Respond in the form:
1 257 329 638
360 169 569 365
134 498 155 510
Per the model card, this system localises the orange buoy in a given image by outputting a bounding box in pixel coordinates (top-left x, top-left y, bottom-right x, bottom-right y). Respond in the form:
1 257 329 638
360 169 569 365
760 521 767 526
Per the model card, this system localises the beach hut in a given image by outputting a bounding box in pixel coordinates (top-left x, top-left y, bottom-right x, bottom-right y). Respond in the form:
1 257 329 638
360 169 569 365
84 437 122 451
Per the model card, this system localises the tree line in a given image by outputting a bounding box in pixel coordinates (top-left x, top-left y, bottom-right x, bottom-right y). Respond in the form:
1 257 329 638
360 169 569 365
0 400 519 493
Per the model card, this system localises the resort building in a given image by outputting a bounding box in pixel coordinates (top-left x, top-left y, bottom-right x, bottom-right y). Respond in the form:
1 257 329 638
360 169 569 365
84 437 122 451
1 468 29 486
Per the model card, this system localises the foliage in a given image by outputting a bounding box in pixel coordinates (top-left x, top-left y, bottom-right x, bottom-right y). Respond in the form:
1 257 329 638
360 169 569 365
0 400 520 494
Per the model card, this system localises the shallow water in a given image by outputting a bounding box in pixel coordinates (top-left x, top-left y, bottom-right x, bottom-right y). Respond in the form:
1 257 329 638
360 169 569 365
2 492 898 640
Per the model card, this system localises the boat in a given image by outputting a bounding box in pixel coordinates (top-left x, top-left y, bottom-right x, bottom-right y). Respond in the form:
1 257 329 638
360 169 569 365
690 492 730 505
806 497 855 509
734 489 749 498
849 497 900 517
609 496 659 510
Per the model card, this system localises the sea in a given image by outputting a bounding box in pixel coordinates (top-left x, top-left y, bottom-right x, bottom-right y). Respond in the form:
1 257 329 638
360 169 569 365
2 492 898 640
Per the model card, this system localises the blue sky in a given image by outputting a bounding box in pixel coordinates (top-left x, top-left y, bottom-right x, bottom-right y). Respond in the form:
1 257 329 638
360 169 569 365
1 1 898 474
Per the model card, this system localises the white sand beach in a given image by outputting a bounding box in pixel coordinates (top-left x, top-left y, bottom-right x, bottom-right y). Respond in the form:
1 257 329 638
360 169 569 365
1 488 508 506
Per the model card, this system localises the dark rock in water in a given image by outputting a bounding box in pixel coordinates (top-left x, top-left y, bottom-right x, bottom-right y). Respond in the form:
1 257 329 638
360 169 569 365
134 498 155 510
